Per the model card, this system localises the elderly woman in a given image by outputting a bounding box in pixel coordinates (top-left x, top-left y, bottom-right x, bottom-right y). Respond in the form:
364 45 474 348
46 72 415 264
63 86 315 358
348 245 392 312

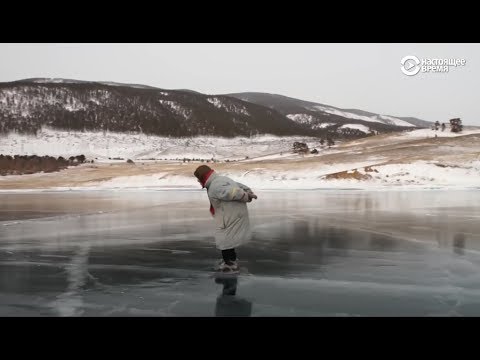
194 165 257 273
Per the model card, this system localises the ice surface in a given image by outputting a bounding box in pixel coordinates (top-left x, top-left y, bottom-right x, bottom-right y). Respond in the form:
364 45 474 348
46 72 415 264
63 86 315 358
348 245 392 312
1 190 480 316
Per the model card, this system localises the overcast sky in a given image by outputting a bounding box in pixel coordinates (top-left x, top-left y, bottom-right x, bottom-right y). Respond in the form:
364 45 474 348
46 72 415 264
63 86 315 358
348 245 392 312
1 43 478 125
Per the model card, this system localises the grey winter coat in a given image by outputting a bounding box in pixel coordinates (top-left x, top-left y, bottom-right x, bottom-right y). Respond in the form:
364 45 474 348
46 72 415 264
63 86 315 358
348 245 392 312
205 172 253 250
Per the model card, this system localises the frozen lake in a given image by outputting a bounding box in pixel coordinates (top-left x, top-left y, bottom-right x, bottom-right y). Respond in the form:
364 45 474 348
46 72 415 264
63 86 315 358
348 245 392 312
1 190 480 316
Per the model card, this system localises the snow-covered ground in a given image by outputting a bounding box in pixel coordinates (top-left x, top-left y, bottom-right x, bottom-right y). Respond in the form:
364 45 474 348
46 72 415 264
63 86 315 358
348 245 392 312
6 158 473 192
71 159 478 191
401 127 480 139
1 127 480 191
0 128 321 161
2 127 476 162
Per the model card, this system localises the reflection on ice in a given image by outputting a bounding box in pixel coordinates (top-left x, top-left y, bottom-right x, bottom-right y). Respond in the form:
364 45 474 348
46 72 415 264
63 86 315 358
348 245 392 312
453 233 466 256
52 244 94 316
214 277 252 317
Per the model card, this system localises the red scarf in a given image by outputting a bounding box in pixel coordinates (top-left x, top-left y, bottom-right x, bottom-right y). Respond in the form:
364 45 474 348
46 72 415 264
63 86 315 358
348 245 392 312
200 170 215 216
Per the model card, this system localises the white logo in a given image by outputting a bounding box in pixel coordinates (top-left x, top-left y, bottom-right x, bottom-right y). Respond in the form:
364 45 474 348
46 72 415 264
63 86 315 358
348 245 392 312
401 55 466 76
401 55 421 76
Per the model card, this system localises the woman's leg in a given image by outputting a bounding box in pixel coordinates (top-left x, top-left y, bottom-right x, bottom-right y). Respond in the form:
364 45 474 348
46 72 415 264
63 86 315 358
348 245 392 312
221 248 237 264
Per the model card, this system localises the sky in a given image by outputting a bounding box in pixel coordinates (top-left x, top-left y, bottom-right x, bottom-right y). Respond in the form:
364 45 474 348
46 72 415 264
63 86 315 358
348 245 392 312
0 43 478 125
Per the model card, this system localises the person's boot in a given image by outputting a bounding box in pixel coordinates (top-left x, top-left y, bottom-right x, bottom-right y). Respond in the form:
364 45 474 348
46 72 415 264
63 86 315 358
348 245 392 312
216 260 239 273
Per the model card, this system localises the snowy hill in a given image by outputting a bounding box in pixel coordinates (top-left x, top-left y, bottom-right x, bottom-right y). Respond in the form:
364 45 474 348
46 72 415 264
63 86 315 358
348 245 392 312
228 92 428 132
0 79 308 138
0 79 424 140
